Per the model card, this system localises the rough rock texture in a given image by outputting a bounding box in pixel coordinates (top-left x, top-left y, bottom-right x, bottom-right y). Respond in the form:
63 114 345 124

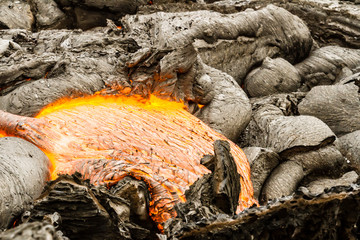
339 71 360 86
0 137 50 230
339 130 360 171
165 140 242 235
131 4 312 85
306 171 359 195
239 94 350 202
243 104 335 156
1 5 318 140
0 0 34 30
54 0 148 30
0 220 68 240
298 83 360 136
242 147 280 200
295 46 360 91
0 0 359 237
192 63 251 140
27 174 153 240
244 57 301 97
29 0 68 30
166 184 360 240
261 145 345 202
139 0 360 48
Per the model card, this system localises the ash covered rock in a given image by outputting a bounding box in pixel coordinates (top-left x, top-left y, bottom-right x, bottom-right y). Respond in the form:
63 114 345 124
305 171 359 195
295 46 360 91
124 5 312 85
244 57 301 97
242 147 280 200
29 0 68 30
0 218 68 240
0 137 50 230
261 145 345 202
298 83 360 136
338 130 360 172
238 93 350 201
0 0 34 31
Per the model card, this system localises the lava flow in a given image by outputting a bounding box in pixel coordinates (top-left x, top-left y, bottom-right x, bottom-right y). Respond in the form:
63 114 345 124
0 94 256 227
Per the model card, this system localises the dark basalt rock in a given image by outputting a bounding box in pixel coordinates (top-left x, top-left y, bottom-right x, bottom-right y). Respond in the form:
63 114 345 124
167 184 360 240
25 174 154 240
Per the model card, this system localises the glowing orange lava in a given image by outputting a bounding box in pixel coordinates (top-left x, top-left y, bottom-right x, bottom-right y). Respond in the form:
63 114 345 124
0 94 256 227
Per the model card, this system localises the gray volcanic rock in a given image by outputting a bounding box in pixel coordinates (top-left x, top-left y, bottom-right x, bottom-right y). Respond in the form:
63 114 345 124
295 46 360 91
245 57 301 97
56 0 147 13
306 171 359 195
260 161 304 202
193 63 251 141
298 83 360 136
261 145 345 202
0 0 34 30
0 137 50 230
239 94 348 202
123 5 313 85
29 0 67 30
339 130 360 171
246 105 335 155
243 147 280 200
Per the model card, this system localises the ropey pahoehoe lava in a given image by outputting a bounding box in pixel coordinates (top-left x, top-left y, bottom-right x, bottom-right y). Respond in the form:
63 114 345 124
0 94 255 228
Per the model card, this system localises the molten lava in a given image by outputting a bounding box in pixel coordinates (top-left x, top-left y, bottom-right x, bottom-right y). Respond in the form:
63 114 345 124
0 94 256 227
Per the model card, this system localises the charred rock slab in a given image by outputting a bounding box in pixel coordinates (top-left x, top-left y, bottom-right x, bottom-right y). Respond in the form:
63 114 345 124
165 140 242 236
28 174 153 240
0 137 50 230
0 219 68 240
168 184 360 240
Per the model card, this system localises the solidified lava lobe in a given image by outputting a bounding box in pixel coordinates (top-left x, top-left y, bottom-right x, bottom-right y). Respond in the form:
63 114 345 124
0 94 256 227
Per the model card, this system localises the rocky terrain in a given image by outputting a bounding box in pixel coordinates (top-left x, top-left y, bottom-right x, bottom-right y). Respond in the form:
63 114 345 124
0 0 359 239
